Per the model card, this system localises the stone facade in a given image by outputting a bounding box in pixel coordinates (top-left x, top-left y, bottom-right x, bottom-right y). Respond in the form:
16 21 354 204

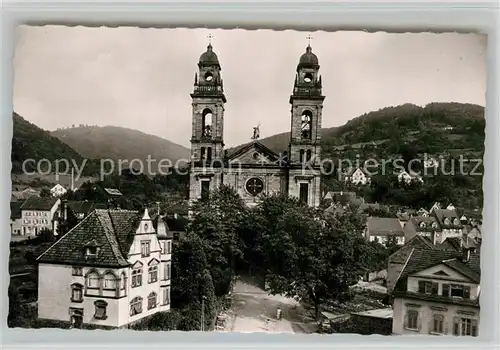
188 43 325 208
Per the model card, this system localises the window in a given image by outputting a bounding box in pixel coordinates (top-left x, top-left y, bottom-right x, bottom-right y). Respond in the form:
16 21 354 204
201 147 206 160
443 284 470 299
94 300 108 320
163 287 170 305
148 292 157 310
201 181 210 201
130 297 143 316
299 149 305 163
121 273 126 290
306 150 312 162
453 317 478 336
141 241 151 257
86 272 100 289
72 267 83 276
131 268 142 288
148 265 158 283
202 109 213 137
301 111 312 139
407 310 419 330
103 273 116 290
432 314 444 334
418 281 438 295
207 147 212 161
86 247 98 257
245 178 264 196
299 183 309 204
163 263 171 280
71 284 83 302
167 241 172 254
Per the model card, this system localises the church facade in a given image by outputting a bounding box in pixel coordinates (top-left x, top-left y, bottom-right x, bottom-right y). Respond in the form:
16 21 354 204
188 42 325 208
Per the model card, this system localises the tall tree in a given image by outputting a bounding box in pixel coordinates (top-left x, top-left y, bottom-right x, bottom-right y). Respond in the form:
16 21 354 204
257 198 372 320
188 185 247 296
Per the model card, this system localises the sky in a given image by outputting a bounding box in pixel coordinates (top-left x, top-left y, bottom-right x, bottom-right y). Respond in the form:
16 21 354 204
13 26 487 148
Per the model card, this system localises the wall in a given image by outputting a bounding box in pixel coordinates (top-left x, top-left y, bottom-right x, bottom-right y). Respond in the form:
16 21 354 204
392 296 480 335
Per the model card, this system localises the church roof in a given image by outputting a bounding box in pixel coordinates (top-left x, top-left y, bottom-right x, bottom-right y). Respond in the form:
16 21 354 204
199 44 220 67
298 45 319 68
227 140 280 162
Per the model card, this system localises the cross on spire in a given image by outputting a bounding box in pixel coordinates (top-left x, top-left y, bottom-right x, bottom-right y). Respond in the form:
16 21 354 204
207 33 214 45
306 34 313 46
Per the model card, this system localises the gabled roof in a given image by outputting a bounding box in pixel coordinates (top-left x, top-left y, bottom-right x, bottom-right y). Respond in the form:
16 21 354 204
366 217 405 237
37 209 143 267
432 209 462 228
408 216 440 232
104 188 123 196
438 236 478 252
226 141 280 162
396 249 480 287
67 200 107 216
21 196 59 211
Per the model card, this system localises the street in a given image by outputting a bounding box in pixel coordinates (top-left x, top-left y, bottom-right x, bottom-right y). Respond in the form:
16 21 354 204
221 280 316 334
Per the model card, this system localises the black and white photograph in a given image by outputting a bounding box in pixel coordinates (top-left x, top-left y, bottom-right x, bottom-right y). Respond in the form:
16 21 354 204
9 26 485 336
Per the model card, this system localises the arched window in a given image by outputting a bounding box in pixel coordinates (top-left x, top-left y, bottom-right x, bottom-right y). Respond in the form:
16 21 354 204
299 149 305 163
130 297 143 316
71 283 83 302
306 150 312 162
301 111 313 139
103 272 117 290
202 109 213 137
86 271 100 289
201 147 206 160
147 292 157 310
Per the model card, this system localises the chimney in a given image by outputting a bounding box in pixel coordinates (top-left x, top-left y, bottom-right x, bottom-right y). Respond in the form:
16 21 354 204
431 231 437 245
462 247 471 263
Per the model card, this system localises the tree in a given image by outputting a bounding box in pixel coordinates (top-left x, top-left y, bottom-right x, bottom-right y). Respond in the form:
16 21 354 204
188 185 247 296
39 188 51 198
255 197 373 320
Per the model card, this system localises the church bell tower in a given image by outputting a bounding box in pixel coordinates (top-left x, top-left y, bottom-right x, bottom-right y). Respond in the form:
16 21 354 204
287 40 324 207
189 37 227 202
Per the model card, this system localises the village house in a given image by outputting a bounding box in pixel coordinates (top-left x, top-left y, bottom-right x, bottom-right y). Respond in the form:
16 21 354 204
50 184 68 197
36 208 173 329
397 171 424 185
20 196 60 236
364 217 406 246
343 167 372 185
391 248 480 336
10 201 23 235
431 208 464 242
403 216 441 243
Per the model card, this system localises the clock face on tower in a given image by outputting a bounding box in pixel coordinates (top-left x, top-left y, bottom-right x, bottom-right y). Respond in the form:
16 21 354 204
245 177 264 196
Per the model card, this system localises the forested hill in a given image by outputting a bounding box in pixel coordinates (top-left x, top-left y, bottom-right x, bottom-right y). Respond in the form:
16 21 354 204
51 125 190 170
235 102 485 209
244 102 484 154
11 112 88 174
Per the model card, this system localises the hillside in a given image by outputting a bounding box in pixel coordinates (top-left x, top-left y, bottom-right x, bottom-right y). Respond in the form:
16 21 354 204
51 125 190 172
11 112 88 174
234 102 485 209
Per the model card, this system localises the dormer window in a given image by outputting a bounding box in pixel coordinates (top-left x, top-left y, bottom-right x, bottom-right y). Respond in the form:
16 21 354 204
432 222 438 228
453 218 460 225
444 218 450 225
86 247 98 257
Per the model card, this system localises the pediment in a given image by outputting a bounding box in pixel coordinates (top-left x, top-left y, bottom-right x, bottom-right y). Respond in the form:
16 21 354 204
148 258 160 266
227 142 280 165
131 260 144 269
433 270 450 276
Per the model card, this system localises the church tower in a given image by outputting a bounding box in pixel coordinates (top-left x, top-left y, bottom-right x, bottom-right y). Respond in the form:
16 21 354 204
287 42 324 207
189 39 227 202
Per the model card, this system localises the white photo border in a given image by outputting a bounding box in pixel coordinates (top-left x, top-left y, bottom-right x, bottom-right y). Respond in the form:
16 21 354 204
1 1 498 349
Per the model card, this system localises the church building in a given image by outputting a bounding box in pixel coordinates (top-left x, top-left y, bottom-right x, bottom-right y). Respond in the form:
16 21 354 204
188 40 325 207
